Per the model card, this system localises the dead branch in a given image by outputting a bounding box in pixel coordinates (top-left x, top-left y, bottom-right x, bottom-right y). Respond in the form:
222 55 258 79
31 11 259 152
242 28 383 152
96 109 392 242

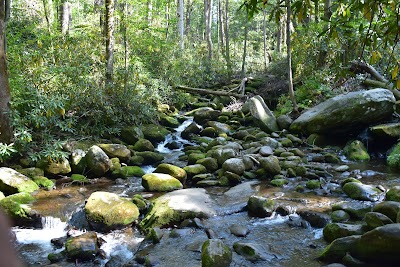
175 85 247 99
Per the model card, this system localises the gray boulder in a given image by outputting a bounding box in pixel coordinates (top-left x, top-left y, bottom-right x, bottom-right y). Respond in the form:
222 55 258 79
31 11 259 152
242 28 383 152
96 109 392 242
290 89 395 135
233 242 272 262
247 195 275 218
222 158 245 176
98 144 131 161
245 95 279 133
85 145 111 176
65 232 99 261
0 167 39 195
201 239 232 267
323 223 365 243
373 201 400 222
342 182 384 202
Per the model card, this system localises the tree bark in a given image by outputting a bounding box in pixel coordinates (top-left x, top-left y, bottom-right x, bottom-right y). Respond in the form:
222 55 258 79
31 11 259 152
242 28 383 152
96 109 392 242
59 0 71 35
262 8 268 71
286 0 298 113
224 0 231 76
178 0 184 49
147 0 152 25
0 0 12 144
105 0 115 90
94 0 105 33
241 18 248 78
218 0 225 55
175 85 247 99
204 0 213 60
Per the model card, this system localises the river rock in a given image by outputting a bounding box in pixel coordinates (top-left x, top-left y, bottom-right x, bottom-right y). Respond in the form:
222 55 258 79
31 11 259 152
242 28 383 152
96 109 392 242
140 188 216 230
297 210 331 228
209 148 236 166
0 192 41 227
259 146 274 156
229 224 249 237
370 122 400 138
207 121 232 134
159 113 180 128
17 167 44 178
120 126 144 145
201 239 232 267
65 232 99 261
196 157 219 172
259 156 281 176
132 138 155 152
372 201 400 222
32 176 55 190
0 167 39 195
331 210 350 222
276 114 293 130
142 173 183 192
70 149 86 174
233 242 272 262
386 186 400 202
364 212 393 229
135 151 164 164
115 166 145 178
290 88 395 135
247 195 275 218
181 122 202 139
188 152 206 165
332 201 373 219
142 124 170 144
222 158 245 176
188 107 221 125
351 223 400 264
85 145 111 177
154 163 187 183
323 223 365 243
342 182 383 201
85 191 139 232
244 95 279 133
318 235 361 262
183 164 207 179
97 144 131 161
343 140 370 161
387 142 400 169
36 157 71 176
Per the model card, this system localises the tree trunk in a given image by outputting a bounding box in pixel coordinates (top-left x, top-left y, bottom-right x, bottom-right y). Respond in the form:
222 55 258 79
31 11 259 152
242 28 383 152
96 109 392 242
42 0 55 63
318 0 331 67
147 0 152 25
204 0 213 60
122 0 128 90
263 8 268 71
314 0 319 23
105 0 115 90
178 0 184 49
224 0 231 76
324 0 331 20
59 0 71 35
276 18 282 52
218 0 225 55
185 0 192 37
94 0 105 33
286 0 298 113
165 3 169 40
0 0 12 144
241 18 248 78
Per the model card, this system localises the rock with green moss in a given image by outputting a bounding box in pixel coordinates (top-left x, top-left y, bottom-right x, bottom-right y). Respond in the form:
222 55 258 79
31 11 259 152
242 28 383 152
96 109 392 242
132 139 155 152
331 210 350 222
244 95 279 133
154 163 187 184
109 158 121 172
36 158 72 176
115 166 145 179
65 232 99 261
140 188 216 231
222 158 245 176
318 235 361 262
18 167 44 178
247 195 275 218
386 186 400 202
85 191 139 232
188 153 206 165
128 155 145 166
120 126 144 145
196 157 218 172
342 182 383 201
187 107 221 125
97 144 131 161
142 124 170 144
323 223 365 243
201 127 217 137
332 201 373 220
271 178 288 187
71 174 89 183
0 167 39 195
183 164 207 179
344 140 370 161
159 113 180 128
70 149 87 174
135 151 164 165
387 142 400 169
0 192 41 227
142 173 183 192
32 176 55 190
85 145 111 177
372 201 400 222
364 212 393 229
132 194 149 213
306 180 321 190
207 121 232 135
233 242 271 262
201 239 232 267
370 122 400 138
259 156 281 176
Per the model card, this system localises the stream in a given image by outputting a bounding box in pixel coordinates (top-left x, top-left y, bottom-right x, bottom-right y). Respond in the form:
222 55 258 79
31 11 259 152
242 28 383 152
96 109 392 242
12 117 400 267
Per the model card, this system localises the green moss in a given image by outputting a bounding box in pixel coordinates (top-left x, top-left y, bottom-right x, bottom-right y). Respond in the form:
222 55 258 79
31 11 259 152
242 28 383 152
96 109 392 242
387 142 400 168
32 176 55 190
344 140 370 161
270 178 288 187
306 180 321 189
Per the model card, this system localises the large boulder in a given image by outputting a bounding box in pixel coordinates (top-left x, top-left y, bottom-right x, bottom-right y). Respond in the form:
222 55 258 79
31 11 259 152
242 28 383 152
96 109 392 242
233 242 272 262
85 191 139 232
323 223 365 243
244 95 279 133
318 235 361 262
290 89 395 135
140 188 216 230
120 126 144 145
97 144 131 161
187 107 221 125
342 182 384 201
141 173 183 192
373 201 400 222
65 232 99 261
142 124 170 145
85 145 111 177
222 158 245 176
0 192 41 227
0 167 39 195
201 239 232 267
132 139 155 152
36 158 71 176
154 163 187 184
247 195 275 218
343 140 370 161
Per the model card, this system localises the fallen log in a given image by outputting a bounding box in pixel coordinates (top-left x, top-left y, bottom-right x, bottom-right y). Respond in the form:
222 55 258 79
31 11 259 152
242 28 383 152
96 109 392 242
175 85 247 99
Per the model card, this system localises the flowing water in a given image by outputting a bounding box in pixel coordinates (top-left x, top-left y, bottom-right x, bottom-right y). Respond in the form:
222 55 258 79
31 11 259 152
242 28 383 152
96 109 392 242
12 118 400 267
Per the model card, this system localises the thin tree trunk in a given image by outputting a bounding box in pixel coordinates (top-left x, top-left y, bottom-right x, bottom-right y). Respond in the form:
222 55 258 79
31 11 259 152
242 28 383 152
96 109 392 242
318 0 331 66
178 0 184 49
241 18 248 78
218 0 225 55
94 0 105 33
105 0 115 90
276 20 282 52
315 0 319 23
147 0 152 25
224 0 231 76
122 0 128 90
263 8 268 71
42 0 55 64
204 0 213 60
59 0 71 35
185 0 191 36
165 3 169 40
286 0 298 113
0 0 12 144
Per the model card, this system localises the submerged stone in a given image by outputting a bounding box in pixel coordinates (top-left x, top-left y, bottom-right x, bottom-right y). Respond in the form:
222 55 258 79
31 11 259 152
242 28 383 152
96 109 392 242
201 239 232 267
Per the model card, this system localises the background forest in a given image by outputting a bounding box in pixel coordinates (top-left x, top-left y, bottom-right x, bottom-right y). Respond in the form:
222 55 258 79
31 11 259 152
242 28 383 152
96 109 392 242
0 0 399 164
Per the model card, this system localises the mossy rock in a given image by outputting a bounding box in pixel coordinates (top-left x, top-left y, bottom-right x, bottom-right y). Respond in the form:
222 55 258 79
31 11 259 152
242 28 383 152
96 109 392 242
65 232 99 261
196 157 219 172
117 166 145 179
36 158 72 175
85 145 111 177
332 201 373 220
32 176 55 190
259 156 281 176
318 235 361 262
159 113 180 128
0 192 41 227
18 167 44 178
364 212 393 229
132 139 155 152
142 173 183 192
188 153 206 165
128 155 145 166
183 164 207 179
201 127 217 137
270 179 288 187
344 140 370 161
71 174 89 183
306 180 321 189
372 201 400 222
233 242 270 262
201 239 232 267
331 210 350 223
247 195 275 218
323 223 365 243
132 194 149 213
342 182 383 201
97 144 131 161
0 167 39 195
135 151 164 165
120 126 144 145
85 191 139 232
142 124 170 145
386 186 400 202
154 163 187 183
387 142 400 169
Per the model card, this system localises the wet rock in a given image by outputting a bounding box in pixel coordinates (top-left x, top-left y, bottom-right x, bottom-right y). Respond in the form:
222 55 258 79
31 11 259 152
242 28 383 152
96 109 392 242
344 140 370 161
270 178 288 187
259 156 281 176
233 242 272 262
207 121 232 135
183 164 208 179
0 168 38 193
229 224 249 237
370 122 400 138
323 223 365 243
197 180 220 187
135 151 164 165
386 186 400 202
222 158 245 176
276 114 293 130
298 210 331 228
196 157 219 172
201 239 232 267
331 210 350 223
181 122 202 139
224 171 241 185
290 88 395 135
142 124 170 145
189 107 221 125
306 180 321 190
32 175 55 190
318 235 361 263
36 157 72 176
342 182 383 201
85 145 111 177
259 146 274 156
373 201 400 222
142 173 183 192
85 191 139 232
140 188 216 230
352 224 400 264
17 167 44 178
201 127 217 137
154 163 187 184
332 202 373 220
159 113 180 128
244 95 279 133
132 139 155 152
98 144 131 161
188 152 206 165
114 166 145 179
0 192 41 227
120 126 144 145
70 149 87 174
48 251 66 263
334 165 350 172
364 212 393 229
147 227 164 244
247 195 275 218
209 147 236 166
65 231 99 261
